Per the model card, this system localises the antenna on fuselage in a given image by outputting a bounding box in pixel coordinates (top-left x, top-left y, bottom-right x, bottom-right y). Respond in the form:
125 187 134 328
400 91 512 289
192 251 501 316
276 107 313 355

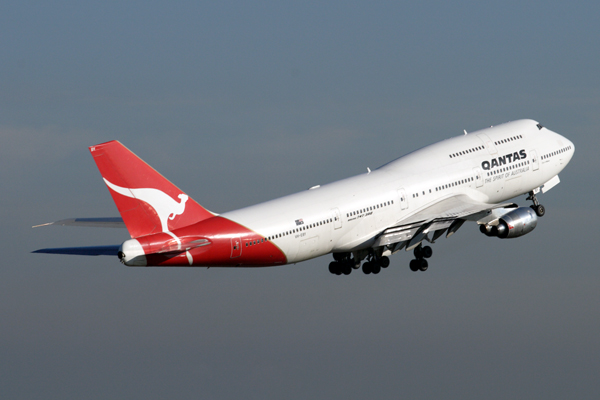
464 129 468 135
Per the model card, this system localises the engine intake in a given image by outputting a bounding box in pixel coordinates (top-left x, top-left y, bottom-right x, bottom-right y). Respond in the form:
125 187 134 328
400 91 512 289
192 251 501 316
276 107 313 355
480 207 538 239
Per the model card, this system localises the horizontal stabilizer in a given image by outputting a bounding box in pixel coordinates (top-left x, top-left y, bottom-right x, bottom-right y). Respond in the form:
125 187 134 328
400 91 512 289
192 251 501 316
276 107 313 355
33 217 125 229
32 245 121 256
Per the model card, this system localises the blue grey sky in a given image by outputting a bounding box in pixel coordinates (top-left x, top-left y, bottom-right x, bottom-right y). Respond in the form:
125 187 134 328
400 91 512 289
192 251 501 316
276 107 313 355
2 1 599 399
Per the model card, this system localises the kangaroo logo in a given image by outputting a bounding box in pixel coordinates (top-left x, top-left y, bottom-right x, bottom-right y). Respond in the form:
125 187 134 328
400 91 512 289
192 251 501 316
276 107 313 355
103 178 188 235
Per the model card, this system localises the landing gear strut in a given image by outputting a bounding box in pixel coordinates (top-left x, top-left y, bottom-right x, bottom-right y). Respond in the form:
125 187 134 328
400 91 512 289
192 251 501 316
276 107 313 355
410 244 432 272
526 191 545 217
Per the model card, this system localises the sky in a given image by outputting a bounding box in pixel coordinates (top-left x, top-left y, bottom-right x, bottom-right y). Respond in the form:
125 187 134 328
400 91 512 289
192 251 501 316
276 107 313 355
1 1 599 399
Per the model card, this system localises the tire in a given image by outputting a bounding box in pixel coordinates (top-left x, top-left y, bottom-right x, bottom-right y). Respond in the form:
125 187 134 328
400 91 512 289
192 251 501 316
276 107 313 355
380 256 390 268
536 204 545 217
418 259 428 272
413 246 423 259
362 262 372 274
342 263 352 275
409 259 419 272
422 246 433 259
371 264 381 274
328 262 338 274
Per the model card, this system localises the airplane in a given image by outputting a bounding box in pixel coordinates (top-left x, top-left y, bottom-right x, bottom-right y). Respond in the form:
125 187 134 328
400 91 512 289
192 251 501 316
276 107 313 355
33 119 575 274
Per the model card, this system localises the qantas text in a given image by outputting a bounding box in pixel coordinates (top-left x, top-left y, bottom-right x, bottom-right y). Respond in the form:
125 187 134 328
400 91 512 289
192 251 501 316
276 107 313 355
481 149 527 170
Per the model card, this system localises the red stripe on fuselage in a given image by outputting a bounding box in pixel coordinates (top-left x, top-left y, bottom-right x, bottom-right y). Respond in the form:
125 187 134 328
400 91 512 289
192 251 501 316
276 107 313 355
134 216 287 267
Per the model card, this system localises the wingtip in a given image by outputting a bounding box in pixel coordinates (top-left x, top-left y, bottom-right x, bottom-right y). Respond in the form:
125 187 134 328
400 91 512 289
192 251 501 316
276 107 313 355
32 222 54 228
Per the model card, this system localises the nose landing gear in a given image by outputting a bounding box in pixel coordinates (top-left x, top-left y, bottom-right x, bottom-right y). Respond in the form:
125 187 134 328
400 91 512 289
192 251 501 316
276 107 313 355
526 191 545 217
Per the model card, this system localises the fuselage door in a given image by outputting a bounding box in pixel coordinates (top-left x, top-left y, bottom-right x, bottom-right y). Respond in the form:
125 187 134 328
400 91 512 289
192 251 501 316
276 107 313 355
530 150 539 171
477 133 498 154
473 167 484 187
398 189 408 210
331 208 342 229
230 236 242 258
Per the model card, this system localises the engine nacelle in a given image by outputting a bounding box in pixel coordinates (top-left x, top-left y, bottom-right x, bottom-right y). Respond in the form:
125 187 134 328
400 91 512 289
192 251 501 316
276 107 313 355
479 207 538 239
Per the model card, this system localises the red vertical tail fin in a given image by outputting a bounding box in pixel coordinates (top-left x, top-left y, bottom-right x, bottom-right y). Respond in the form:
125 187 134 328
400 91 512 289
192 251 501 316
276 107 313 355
89 140 213 238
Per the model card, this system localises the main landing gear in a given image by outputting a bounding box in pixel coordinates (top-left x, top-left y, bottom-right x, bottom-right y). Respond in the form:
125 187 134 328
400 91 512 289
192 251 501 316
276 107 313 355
526 190 545 217
328 252 390 276
328 244 435 275
362 256 390 275
328 252 357 276
328 259 353 275
409 244 432 272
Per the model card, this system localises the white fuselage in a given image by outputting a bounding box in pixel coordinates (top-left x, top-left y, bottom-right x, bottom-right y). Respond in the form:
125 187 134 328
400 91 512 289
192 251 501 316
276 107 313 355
222 120 574 263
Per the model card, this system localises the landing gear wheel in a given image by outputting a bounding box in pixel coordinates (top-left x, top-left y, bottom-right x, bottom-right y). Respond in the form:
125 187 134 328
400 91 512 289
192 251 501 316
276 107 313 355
380 256 390 268
371 264 381 274
362 262 372 275
422 246 433 259
342 262 352 275
531 204 545 217
409 259 419 272
413 246 423 259
418 259 428 272
527 191 545 217
328 262 338 274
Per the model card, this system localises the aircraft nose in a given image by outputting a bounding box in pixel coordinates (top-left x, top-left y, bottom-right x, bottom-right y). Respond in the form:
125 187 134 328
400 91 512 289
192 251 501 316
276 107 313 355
569 138 575 153
562 134 575 155
559 133 575 162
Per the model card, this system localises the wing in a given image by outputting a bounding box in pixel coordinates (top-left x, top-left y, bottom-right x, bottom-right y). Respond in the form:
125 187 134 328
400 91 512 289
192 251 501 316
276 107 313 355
33 217 126 228
374 194 516 253
32 245 121 256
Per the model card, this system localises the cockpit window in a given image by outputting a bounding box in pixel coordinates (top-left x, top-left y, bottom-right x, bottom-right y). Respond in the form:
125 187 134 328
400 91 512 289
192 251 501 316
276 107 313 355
536 123 543 130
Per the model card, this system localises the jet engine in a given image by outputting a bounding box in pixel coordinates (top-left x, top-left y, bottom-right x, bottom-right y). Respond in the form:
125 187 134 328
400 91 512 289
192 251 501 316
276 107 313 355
480 207 538 239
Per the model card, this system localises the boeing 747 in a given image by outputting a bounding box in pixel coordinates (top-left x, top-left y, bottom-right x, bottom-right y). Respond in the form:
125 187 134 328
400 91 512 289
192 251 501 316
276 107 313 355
33 119 575 274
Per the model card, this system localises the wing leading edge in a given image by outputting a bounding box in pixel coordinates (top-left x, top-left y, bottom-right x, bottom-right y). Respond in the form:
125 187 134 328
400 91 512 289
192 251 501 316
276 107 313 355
374 194 518 252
